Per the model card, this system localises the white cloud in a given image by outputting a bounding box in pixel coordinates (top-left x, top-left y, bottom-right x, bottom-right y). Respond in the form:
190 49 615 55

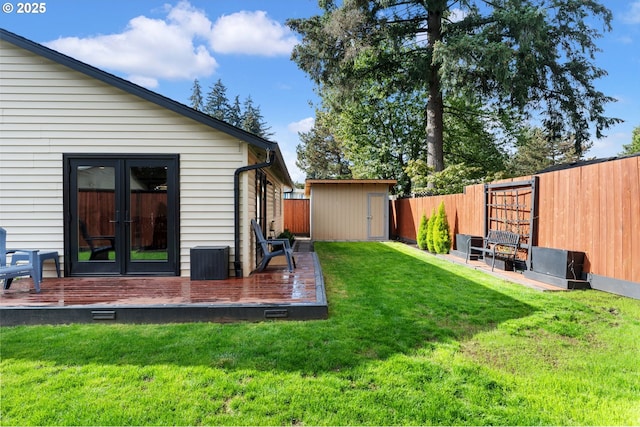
128 75 162 89
287 117 315 134
42 3 298 88
272 125 306 183
625 1 640 24
210 10 298 56
283 147 306 184
588 131 627 158
165 0 213 38
618 35 633 44
44 2 218 88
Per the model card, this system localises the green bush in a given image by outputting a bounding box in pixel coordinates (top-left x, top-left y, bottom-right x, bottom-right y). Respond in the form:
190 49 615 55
417 213 428 250
433 201 451 254
277 229 295 246
426 208 436 253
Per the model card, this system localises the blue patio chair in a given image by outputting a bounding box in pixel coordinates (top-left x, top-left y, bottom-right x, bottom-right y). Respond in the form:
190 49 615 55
251 219 295 273
0 227 41 292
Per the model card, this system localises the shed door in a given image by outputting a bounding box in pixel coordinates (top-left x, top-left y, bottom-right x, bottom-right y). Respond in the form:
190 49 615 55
367 193 387 240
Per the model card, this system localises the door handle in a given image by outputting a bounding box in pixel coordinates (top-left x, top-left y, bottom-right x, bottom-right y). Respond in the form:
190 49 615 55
109 211 120 223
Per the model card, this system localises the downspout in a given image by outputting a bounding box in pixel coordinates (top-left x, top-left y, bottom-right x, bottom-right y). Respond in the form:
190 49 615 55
233 149 275 278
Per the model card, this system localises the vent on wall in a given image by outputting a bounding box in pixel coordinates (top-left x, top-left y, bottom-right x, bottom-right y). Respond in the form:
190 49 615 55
264 309 288 319
92 310 116 321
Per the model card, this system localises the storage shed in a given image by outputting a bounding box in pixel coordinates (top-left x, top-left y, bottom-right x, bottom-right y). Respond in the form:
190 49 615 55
304 179 396 241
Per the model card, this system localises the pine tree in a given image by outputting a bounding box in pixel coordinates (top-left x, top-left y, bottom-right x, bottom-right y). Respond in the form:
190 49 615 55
621 125 640 155
288 0 620 180
189 79 203 111
296 109 352 179
189 79 274 137
509 127 588 175
228 95 243 128
204 79 231 121
241 96 273 139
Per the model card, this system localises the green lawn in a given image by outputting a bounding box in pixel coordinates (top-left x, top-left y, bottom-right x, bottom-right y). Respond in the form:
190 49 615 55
78 250 167 261
1 242 638 425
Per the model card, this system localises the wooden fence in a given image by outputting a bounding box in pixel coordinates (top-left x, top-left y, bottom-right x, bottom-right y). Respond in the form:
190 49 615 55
391 155 640 286
79 190 168 250
284 199 310 236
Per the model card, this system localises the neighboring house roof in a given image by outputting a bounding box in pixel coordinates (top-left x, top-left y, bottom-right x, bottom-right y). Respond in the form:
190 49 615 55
0 28 293 187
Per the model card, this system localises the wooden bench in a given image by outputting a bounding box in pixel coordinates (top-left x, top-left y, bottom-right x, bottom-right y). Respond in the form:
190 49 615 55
466 229 520 271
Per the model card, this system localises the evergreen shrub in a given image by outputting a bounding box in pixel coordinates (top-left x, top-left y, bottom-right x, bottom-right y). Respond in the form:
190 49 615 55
433 201 451 254
417 214 428 250
426 208 436 253
277 229 295 246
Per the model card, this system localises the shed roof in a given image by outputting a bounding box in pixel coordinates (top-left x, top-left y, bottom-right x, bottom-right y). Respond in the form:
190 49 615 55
0 28 293 187
304 179 397 197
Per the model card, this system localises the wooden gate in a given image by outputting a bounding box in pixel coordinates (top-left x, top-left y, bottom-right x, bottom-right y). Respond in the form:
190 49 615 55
284 199 310 236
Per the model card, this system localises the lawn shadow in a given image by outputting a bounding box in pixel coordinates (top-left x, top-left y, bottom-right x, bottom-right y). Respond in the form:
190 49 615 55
1 242 537 374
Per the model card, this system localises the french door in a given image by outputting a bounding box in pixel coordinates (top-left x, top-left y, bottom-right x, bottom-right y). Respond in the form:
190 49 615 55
65 155 179 276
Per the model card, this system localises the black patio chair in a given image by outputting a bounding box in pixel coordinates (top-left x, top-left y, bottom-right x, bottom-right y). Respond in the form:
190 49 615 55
251 219 295 273
79 220 115 260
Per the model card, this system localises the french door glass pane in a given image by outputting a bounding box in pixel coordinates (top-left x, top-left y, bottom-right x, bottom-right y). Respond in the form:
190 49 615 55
129 166 168 262
76 165 116 262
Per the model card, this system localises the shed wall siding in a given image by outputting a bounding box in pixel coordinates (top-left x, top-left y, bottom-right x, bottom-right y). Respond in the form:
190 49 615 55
1 40 252 277
311 184 389 241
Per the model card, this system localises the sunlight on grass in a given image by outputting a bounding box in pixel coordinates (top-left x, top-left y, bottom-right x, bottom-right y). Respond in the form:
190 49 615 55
1 242 639 425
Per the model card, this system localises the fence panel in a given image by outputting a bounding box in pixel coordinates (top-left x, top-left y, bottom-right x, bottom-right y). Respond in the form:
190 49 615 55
391 184 484 245
79 191 167 249
284 199 310 236
534 156 639 284
391 155 640 285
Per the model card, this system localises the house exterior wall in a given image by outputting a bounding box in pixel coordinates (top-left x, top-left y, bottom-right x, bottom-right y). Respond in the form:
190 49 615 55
309 182 393 241
267 170 285 234
0 39 287 278
243 152 287 272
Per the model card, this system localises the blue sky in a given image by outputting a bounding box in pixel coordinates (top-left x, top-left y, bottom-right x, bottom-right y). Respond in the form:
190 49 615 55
2 1 639 183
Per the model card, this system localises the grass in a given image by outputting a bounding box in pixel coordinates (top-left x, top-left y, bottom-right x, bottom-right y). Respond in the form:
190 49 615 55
78 250 167 261
1 241 639 425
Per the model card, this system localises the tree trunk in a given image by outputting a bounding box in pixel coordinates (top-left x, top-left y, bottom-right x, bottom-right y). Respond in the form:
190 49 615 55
426 86 444 172
426 4 445 174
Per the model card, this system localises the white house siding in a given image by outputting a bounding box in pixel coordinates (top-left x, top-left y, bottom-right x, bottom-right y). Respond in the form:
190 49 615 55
242 153 287 273
0 39 270 278
245 167 257 274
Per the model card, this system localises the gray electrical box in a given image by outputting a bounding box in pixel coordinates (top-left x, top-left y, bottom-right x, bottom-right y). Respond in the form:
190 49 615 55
190 246 229 280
